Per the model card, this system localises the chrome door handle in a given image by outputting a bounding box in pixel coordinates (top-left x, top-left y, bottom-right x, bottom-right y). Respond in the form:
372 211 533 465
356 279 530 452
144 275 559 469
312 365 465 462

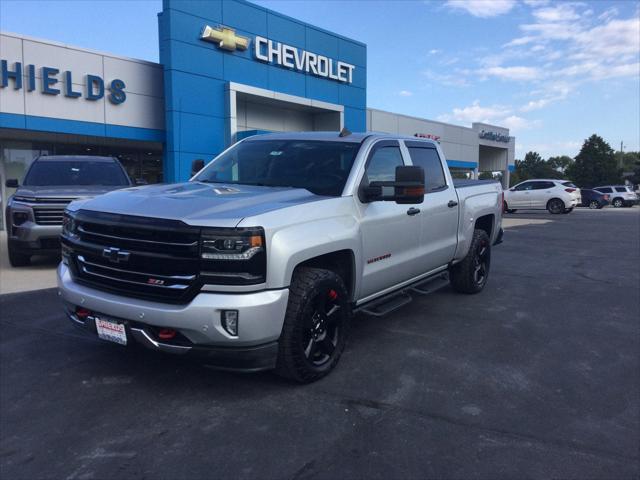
407 207 420 216
447 200 458 208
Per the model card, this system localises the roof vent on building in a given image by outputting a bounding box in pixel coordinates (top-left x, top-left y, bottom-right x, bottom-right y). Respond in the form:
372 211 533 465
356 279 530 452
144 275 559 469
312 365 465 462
339 127 352 137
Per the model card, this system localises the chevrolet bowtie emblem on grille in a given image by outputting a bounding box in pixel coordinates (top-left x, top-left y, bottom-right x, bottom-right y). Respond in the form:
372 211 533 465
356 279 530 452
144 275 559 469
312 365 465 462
200 25 249 51
102 247 130 264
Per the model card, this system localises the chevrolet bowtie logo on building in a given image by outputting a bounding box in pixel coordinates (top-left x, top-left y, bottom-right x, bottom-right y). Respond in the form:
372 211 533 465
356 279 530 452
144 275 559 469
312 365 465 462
102 247 130 264
201 25 249 52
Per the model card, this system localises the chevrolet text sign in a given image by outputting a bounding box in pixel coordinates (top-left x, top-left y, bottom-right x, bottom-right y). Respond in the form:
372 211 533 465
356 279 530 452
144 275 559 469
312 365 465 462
200 25 355 84
255 37 355 83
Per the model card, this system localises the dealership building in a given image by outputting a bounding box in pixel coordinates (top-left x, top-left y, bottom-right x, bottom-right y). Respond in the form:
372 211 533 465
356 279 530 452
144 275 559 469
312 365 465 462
0 0 515 226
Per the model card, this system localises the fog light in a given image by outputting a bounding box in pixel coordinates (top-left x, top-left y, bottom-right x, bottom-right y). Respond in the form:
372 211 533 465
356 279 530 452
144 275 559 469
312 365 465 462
221 310 238 336
12 212 28 226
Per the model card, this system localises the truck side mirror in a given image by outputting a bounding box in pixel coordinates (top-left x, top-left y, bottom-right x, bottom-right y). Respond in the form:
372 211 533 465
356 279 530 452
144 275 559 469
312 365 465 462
361 166 425 204
5 179 18 188
191 159 205 176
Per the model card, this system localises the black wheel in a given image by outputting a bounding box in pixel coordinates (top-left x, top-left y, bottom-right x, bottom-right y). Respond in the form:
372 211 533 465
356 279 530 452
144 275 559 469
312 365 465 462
503 201 517 214
562 207 573 214
588 200 599 209
276 267 351 383
547 198 565 214
7 242 30 267
449 229 491 294
612 198 624 208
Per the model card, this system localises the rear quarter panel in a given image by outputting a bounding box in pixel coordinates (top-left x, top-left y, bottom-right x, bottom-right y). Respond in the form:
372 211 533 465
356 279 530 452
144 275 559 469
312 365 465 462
453 182 503 262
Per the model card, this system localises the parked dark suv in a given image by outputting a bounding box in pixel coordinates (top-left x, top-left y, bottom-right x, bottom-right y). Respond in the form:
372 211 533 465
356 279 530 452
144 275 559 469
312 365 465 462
580 189 610 209
5 156 133 266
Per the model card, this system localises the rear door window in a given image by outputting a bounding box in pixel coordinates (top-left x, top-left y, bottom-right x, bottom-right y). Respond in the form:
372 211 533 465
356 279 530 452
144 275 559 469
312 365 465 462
615 187 629 192
406 146 447 191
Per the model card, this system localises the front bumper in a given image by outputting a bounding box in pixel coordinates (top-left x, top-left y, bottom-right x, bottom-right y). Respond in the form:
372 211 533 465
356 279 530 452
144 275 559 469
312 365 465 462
57 264 289 371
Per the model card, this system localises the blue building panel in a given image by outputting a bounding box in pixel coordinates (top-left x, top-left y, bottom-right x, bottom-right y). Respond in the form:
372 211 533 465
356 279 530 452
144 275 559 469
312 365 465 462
338 39 367 69
165 71 226 117
161 0 368 181
343 107 366 132
161 40 224 79
305 75 340 105
339 84 366 109
222 1 268 37
223 54 269 89
305 27 339 59
267 65 306 98
162 0 222 22
178 112 226 158
267 13 306 49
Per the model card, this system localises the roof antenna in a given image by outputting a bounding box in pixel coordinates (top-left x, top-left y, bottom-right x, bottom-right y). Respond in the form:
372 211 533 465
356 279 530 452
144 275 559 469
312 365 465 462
339 127 352 137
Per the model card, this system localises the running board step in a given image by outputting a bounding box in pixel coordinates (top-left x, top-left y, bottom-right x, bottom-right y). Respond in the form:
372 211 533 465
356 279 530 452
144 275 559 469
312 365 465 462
357 292 413 317
409 273 450 296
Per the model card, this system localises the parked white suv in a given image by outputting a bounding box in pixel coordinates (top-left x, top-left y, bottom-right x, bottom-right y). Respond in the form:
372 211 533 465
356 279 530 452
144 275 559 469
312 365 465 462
504 179 581 214
593 185 639 208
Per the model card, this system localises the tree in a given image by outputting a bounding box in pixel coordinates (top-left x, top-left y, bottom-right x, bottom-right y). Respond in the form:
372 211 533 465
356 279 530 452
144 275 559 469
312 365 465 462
547 155 573 174
510 151 562 186
565 134 621 187
478 171 494 180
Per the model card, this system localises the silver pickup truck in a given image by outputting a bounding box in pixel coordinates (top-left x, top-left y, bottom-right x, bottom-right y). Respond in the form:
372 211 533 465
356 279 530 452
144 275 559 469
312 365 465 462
58 132 503 382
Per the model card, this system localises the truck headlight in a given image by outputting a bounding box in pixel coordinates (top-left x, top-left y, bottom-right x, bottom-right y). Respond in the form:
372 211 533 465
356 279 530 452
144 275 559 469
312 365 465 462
61 212 78 239
200 228 266 285
201 229 264 260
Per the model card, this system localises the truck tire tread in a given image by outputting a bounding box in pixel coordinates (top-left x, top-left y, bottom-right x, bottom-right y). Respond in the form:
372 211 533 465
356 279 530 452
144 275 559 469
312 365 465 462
275 267 351 383
449 229 491 294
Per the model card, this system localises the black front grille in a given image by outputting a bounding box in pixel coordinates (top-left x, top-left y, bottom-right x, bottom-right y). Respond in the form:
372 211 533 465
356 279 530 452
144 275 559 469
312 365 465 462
65 210 202 303
34 206 67 225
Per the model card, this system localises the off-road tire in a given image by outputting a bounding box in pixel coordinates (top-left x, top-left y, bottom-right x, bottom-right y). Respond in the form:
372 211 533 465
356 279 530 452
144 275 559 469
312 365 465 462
276 267 351 383
7 243 30 267
449 229 491 294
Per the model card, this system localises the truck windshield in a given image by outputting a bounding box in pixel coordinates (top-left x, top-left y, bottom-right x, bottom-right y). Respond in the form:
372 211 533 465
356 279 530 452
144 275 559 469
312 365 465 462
195 140 361 196
24 160 129 186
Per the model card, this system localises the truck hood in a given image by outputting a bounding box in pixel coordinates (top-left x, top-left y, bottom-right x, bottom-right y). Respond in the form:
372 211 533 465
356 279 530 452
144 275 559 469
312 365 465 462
68 182 327 227
14 184 126 199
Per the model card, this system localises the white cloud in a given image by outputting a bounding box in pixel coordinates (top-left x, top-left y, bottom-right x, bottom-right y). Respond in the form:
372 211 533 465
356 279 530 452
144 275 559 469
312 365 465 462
523 0 549 6
423 69 470 87
445 0 516 18
501 115 541 132
532 4 581 22
504 36 537 47
438 101 542 134
438 100 512 124
478 65 541 80
428 49 441 55
398 90 413 97
521 82 571 111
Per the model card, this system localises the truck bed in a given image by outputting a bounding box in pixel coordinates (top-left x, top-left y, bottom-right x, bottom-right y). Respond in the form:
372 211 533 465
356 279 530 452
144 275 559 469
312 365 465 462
453 179 501 189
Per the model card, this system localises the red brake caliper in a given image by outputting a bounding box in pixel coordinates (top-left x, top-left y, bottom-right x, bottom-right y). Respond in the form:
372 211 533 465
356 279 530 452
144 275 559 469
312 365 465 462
328 289 338 301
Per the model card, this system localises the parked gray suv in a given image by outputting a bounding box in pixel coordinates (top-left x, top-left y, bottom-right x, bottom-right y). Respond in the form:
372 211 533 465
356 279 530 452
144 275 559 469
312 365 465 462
5 155 132 266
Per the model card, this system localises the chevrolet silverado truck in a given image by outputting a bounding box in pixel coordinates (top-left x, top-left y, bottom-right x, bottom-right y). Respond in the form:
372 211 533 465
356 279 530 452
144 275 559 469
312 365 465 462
58 132 503 382
5 155 133 266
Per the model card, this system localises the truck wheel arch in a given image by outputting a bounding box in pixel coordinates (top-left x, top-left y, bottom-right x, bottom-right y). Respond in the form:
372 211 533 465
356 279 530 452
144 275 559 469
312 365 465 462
292 250 356 301
475 214 494 239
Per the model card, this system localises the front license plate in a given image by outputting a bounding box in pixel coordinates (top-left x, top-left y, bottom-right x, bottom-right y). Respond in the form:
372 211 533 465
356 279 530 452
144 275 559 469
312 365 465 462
95 318 127 345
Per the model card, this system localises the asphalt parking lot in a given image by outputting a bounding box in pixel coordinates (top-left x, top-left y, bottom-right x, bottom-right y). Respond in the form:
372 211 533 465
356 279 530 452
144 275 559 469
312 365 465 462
1 208 638 479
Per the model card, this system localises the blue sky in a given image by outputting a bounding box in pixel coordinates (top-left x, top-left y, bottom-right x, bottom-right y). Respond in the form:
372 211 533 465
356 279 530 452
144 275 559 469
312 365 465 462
1 0 638 159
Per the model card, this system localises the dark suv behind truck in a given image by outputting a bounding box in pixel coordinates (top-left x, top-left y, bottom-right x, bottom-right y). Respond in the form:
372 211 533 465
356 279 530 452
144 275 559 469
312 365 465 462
4 155 132 266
